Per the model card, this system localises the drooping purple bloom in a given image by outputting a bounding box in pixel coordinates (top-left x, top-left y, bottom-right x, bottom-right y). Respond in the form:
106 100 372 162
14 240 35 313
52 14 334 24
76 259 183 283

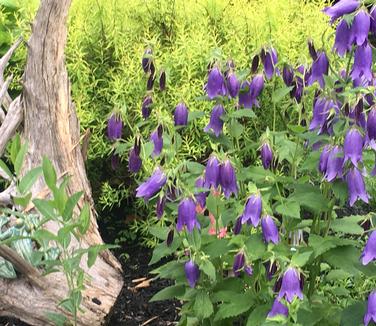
350 10 370 46
325 145 344 182
136 167 167 201
361 231 376 265
333 19 352 56
262 47 278 80
204 104 225 137
174 102 189 126
238 81 252 108
241 193 262 227
233 216 242 235
194 176 208 209
264 261 278 281
156 196 166 219
323 0 359 24
349 100 366 130
267 299 288 318
142 95 153 119
365 291 376 326
367 107 376 141
319 144 331 174
351 41 373 82
204 156 220 189
226 71 240 98
128 147 142 173
107 114 123 140
308 51 329 88
261 215 280 244
185 260 200 288
283 64 294 87
150 126 163 157
166 229 174 247
219 159 238 198
142 48 153 73
206 66 227 99
147 74 155 91
277 267 303 303
177 198 200 233
249 74 265 107
347 167 369 206
159 70 166 91
343 128 363 166
309 97 337 134
233 252 245 277
244 265 253 276
308 39 317 60
251 54 260 73
371 6 376 35
261 142 273 169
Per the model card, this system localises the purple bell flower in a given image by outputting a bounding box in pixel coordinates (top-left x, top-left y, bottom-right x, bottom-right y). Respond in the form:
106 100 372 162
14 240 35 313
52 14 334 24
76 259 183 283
346 167 369 206
107 114 123 140
283 64 294 87
365 291 376 326
150 125 163 157
204 104 225 137
277 267 303 303
343 128 363 167
308 51 329 88
142 95 153 119
350 10 370 46
185 260 200 288
177 198 200 233
349 100 366 130
233 252 245 277
371 6 376 35
324 145 344 182
261 215 280 244
238 81 252 108
159 70 166 91
267 299 288 318
351 41 373 82
128 147 142 173
142 48 153 73
206 66 227 99
166 229 174 247
136 167 167 201
308 39 318 60
367 107 376 141
261 142 273 169
156 196 166 219
262 47 278 80
241 193 262 227
204 155 220 189
319 144 331 174
309 97 338 134
233 216 242 235
244 265 253 276
323 0 359 24
265 261 278 281
250 74 265 107
226 71 240 98
361 231 376 265
333 19 352 56
219 159 238 198
174 102 189 126
195 176 208 209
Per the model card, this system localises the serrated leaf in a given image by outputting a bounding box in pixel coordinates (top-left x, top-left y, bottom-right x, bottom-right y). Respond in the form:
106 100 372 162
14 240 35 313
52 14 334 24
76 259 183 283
150 284 185 302
340 301 366 326
229 109 256 119
245 233 266 260
42 157 57 191
148 226 169 240
18 167 42 194
188 111 205 122
291 250 313 267
200 259 216 281
272 86 294 103
275 200 300 219
246 304 270 326
193 291 213 320
331 215 364 235
214 293 253 321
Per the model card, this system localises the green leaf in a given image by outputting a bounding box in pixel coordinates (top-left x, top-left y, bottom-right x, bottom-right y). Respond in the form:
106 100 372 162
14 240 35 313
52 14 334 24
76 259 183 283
186 161 205 175
149 238 181 265
229 109 256 119
9 134 20 166
272 86 294 103
322 246 362 276
62 191 83 221
57 224 76 249
33 199 56 220
330 215 364 235
13 193 32 207
148 226 169 240
33 229 58 243
289 184 329 213
204 238 230 258
229 120 244 138
14 142 28 176
309 234 356 258
325 269 350 282
246 304 270 326
87 244 116 268
200 259 216 281
0 159 13 179
42 156 57 191
245 234 266 260
193 291 213 320
291 249 313 267
46 312 68 326
150 284 185 302
275 200 300 219
340 301 366 326
78 203 90 234
18 167 42 194
188 111 205 122
214 293 253 321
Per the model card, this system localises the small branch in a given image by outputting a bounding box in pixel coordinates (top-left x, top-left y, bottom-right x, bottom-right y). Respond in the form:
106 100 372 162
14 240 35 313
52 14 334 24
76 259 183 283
0 96 22 156
0 184 14 206
0 75 13 122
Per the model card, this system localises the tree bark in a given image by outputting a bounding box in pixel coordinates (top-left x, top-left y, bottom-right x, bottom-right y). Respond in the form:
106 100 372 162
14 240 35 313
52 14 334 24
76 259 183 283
0 0 123 325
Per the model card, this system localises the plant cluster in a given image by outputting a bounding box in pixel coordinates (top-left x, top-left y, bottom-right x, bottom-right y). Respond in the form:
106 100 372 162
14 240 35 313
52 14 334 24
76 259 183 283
110 0 376 324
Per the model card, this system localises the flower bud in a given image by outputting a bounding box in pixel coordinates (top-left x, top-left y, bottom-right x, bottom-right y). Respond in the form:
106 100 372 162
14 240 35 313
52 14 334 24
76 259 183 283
184 260 200 288
174 102 189 126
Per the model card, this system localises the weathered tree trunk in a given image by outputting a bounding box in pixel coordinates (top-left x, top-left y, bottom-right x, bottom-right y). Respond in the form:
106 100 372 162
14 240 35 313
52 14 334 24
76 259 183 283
0 0 123 325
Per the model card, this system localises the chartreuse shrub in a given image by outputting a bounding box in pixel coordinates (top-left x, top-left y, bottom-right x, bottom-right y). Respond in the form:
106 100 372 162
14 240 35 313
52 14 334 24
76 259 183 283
124 0 376 324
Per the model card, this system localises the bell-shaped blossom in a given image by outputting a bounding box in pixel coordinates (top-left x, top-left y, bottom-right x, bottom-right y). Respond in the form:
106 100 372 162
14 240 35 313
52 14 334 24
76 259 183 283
251 54 260 73
166 229 174 247
233 252 245 277
177 198 200 232
262 47 278 80
325 145 344 182
350 10 370 46
159 70 166 91
219 159 238 198
265 261 278 281
267 299 288 318
136 167 167 201
107 114 123 140
204 104 225 137
244 265 253 276
343 128 363 166
323 0 359 24
309 97 333 134
150 126 163 157
261 215 280 244
250 74 265 108
365 291 376 326
283 64 294 87
349 100 366 130
308 39 318 60
147 73 155 91
371 6 376 35
128 147 142 173
351 41 373 82
206 66 227 99
319 144 331 174
367 107 376 141
156 196 166 219
277 267 303 303
261 142 273 169
195 176 208 209
184 260 200 288
333 19 352 56
226 71 240 98
142 48 153 73
142 95 153 119
241 193 262 227
233 216 242 235
174 102 189 126
361 231 376 265
308 51 329 88
204 156 220 189
347 167 369 206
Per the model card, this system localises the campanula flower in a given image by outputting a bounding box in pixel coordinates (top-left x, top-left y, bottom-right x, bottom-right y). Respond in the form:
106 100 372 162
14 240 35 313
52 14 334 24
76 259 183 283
107 113 123 140
156 196 166 219
343 128 363 166
150 125 163 157
308 51 329 88
277 267 303 303
174 102 189 126
319 144 331 174
219 159 238 198
347 167 369 206
265 261 278 281
128 147 142 173
226 71 240 98
361 231 376 265
204 104 225 137
233 252 245 277
251 54 260 73
206 66 227 99
136 167 167 201
261 215 280 244
351 41 373 82
365 291 376 326
244 265 253 276
325 145 344 182
261 142 273 169
267 299 288 318
159 70 166 91
350 10 370 46
204 156 220 189
194 176 208 209
142 95 153 119
241 193 262 227
371 6 376 35
233 216 242 235
323 0 359 24
308 39 317 60
185 260 200 288
142 48 153 73
177 198 200 233
166 229 174 247
283 64 294 87
367 107 376 141
333 19 352 56
262 47 279 80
